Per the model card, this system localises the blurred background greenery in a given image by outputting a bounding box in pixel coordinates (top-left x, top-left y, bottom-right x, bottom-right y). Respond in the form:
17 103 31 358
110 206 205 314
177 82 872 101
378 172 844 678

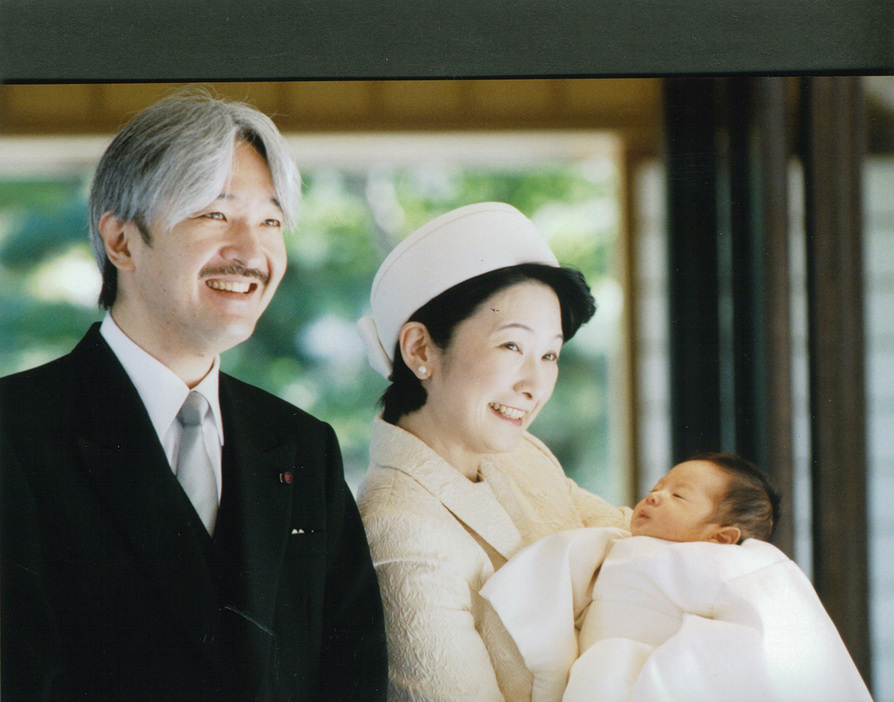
0 143 624 501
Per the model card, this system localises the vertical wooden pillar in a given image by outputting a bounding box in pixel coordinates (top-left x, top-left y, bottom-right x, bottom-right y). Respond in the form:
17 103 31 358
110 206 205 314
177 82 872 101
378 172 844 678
721 77 795 554
665 77 795 555
721 78 794 554
750 78 795 556
722 77 759 459
801 75 871 686
664 78 722 460
718 77 797 554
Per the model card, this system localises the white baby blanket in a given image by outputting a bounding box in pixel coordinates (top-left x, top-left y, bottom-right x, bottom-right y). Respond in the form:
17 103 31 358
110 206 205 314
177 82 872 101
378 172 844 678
480 528 872 702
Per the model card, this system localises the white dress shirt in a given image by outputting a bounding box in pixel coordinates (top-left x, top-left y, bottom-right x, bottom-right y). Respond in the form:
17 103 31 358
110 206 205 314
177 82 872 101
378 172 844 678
100 314 224 502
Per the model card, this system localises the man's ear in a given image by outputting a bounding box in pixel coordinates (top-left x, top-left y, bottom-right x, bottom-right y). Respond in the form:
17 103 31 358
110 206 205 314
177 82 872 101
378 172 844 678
97 212 138 272
709 525 742 545
398 322 437 379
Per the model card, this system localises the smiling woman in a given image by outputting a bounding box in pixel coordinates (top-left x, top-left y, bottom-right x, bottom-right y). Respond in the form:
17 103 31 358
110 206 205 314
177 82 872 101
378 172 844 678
354 202 631 700
398 280 564 480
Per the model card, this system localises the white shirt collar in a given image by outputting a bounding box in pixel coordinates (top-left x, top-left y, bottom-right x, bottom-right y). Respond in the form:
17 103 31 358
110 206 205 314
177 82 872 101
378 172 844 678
99 314 224 448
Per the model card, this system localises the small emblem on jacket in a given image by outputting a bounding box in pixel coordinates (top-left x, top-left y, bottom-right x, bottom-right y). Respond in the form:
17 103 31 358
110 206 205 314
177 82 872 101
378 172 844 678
279 472 293 484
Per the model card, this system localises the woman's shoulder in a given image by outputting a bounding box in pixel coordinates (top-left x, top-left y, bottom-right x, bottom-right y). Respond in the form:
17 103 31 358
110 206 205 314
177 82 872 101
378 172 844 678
365 414 450 472
357 459 437 523
356 455 468 539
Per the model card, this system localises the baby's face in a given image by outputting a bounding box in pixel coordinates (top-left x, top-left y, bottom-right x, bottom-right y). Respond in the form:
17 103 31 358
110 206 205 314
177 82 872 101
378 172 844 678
630 460 730 542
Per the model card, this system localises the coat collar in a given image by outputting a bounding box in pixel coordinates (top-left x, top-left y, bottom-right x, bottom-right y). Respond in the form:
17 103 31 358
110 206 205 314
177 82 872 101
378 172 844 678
369 415 524 559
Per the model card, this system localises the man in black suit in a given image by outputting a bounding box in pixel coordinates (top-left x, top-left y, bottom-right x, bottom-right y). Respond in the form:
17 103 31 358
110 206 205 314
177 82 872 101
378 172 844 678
0 92 388 700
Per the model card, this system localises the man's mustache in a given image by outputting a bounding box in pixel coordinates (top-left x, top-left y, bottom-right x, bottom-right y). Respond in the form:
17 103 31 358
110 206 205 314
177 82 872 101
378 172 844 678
200 261 269 285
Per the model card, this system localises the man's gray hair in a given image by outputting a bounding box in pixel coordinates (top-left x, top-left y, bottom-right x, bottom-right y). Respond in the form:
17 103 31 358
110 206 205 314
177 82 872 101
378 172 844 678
88 88 301 308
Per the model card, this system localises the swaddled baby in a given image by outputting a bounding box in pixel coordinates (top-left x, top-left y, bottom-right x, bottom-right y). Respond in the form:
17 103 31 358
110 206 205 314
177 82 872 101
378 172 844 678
481 454 872 702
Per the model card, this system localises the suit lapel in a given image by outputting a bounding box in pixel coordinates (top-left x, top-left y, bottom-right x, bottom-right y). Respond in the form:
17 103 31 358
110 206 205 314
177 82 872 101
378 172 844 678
215 376 294 629
72 326 222 650
409 458 523 560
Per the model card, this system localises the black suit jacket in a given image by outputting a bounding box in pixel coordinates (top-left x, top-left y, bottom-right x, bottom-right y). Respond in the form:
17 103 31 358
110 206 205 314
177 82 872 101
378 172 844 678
0 324 387 701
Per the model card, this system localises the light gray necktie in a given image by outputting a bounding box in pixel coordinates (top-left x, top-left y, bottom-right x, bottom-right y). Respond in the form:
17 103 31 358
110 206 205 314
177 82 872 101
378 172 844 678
176 391 218 535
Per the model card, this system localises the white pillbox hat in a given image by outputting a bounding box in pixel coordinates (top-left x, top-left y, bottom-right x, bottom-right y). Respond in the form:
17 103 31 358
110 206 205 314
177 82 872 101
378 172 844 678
356 202 558 378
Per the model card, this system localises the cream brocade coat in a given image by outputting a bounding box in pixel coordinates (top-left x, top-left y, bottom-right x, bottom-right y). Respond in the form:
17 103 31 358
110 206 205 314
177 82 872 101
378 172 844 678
356 416 631 701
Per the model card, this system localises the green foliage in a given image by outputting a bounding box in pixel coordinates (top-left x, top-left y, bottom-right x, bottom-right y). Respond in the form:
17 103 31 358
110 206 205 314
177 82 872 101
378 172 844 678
0 179 89 268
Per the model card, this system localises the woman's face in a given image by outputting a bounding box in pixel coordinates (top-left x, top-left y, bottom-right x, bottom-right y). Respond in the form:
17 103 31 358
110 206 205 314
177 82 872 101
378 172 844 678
415 280 565 476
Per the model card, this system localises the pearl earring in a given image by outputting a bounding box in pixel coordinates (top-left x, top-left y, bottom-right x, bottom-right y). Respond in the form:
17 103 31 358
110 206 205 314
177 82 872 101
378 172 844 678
418 365 428 378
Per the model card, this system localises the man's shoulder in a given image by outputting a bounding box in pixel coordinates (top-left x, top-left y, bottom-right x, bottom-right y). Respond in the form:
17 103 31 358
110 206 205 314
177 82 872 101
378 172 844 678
0 353 85 450
1 325 105 390
0 349 78 402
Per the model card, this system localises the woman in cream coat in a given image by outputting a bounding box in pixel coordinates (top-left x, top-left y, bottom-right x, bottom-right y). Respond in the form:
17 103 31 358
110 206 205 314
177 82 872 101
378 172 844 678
356 203 630 701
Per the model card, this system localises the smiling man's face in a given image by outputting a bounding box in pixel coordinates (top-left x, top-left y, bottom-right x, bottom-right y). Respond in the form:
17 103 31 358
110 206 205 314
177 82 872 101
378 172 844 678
106 141 287 381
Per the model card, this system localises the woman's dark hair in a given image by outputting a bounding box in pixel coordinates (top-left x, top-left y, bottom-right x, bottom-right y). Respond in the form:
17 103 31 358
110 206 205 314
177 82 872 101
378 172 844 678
380 263 596 424
691 452 782 543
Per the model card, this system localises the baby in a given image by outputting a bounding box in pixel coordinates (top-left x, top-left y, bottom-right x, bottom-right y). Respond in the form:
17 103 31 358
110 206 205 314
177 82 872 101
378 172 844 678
481 454 871 702
628 452 779 545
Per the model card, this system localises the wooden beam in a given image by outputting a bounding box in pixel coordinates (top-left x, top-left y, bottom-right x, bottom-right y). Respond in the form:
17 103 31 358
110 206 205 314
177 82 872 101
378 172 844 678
752 77 796 556
719 77 796 554
1 1 892 83
664 78 723 459
802 75 872 686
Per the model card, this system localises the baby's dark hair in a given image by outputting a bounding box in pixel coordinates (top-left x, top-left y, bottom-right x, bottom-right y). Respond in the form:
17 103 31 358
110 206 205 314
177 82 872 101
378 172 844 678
691 452 781 543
